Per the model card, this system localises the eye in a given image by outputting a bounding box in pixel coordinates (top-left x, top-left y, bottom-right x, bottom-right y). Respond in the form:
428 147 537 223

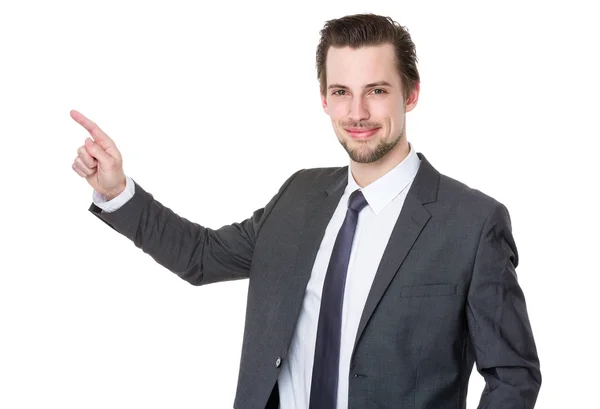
371 88 387 95
332 89 347 96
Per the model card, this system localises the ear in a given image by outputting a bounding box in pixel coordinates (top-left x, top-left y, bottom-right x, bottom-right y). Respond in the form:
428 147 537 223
321 93 328 113
405 82 420 113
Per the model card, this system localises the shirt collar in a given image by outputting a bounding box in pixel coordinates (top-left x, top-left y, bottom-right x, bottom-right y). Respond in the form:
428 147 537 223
346 142 421 215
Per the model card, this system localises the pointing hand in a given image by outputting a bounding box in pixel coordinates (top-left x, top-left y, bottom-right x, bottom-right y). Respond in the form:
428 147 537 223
71 110 126 200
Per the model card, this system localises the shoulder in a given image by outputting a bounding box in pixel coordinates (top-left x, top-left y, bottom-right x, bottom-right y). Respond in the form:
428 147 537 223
414 153 508 218
434 171 512 231
439 172 499 207
294 166 347 181
280 166 347 192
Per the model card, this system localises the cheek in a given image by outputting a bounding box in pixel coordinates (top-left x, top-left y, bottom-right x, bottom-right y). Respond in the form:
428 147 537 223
371 99 395 115
326 100 348 119
373 101 403 127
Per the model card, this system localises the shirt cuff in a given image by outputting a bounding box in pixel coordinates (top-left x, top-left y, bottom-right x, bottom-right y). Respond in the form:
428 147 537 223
92 175 136 213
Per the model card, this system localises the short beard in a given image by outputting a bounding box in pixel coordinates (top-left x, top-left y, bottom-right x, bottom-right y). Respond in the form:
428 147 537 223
341 130 403 163
341 138 395 163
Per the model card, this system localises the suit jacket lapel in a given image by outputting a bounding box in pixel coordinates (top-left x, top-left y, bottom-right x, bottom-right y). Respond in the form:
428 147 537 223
352 152 440 353
283 168 348 346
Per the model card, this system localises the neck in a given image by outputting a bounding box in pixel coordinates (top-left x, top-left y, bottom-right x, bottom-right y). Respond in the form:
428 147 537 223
350 137 410 188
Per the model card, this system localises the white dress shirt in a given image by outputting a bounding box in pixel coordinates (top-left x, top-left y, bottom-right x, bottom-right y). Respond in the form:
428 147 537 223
92 143 421 409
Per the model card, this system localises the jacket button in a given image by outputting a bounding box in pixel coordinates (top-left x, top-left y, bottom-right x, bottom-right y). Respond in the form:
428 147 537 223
275 357 282 368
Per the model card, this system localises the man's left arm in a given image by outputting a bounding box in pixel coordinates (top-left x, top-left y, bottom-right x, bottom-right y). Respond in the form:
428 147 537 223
466 202 542 409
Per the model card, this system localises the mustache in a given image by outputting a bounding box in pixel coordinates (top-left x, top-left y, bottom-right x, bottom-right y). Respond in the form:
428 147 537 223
341 121 381 128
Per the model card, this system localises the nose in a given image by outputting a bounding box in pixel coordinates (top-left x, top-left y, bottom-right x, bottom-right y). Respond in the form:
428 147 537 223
348 95 369 122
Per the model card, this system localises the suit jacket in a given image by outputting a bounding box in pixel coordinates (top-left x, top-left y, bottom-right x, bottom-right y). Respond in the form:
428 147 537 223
89 152 541 409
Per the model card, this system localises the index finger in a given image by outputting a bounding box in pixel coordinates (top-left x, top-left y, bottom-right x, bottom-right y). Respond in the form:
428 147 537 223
70 109 115 147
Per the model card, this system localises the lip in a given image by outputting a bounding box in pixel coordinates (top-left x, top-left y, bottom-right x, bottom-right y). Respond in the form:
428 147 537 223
345 127 380 139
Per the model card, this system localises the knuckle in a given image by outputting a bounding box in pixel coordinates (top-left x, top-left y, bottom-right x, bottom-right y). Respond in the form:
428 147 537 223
75 159 90 174
79 156 91 167
72 164 83 176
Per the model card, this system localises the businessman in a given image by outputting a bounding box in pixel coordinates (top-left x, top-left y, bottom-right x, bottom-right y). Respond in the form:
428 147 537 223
71 13 541 409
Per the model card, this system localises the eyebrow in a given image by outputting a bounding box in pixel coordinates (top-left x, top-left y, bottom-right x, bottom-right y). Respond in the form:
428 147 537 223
327 81 393 90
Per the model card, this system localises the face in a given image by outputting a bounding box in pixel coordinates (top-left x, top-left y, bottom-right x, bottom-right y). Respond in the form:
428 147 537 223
321 43 419 164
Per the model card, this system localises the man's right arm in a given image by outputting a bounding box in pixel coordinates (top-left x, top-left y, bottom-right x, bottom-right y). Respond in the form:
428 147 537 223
70 109 303 286
88 170 302 286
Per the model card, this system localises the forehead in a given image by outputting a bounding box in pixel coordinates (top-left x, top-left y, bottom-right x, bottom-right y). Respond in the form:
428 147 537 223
325 43 401 87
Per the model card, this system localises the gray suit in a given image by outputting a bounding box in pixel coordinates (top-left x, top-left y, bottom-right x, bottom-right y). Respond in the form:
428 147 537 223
90 152 541 409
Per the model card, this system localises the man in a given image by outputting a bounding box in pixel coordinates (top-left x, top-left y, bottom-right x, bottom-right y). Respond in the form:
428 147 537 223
71 13 541 409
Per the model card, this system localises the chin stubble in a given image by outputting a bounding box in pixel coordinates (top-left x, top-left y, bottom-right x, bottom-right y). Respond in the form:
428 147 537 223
341 131 403 164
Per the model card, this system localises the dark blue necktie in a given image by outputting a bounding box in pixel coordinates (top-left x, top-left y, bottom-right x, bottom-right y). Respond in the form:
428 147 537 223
309 189 368 409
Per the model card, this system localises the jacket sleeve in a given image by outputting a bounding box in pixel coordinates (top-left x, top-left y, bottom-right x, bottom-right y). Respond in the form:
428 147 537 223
88 169 302 286
466 202 542 409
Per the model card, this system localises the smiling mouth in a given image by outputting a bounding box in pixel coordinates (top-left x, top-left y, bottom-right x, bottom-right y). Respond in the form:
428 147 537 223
345 127 380 139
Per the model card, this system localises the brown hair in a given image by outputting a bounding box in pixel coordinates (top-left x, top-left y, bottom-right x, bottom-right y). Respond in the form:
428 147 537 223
316 13 420 102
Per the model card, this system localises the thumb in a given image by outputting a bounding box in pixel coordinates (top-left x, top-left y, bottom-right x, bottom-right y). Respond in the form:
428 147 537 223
85 137 113 166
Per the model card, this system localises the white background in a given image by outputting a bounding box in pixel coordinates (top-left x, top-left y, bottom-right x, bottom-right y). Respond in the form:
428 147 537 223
1 0 598 408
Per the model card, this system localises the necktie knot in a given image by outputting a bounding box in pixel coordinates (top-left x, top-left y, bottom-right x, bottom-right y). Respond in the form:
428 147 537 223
348 190 368 213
